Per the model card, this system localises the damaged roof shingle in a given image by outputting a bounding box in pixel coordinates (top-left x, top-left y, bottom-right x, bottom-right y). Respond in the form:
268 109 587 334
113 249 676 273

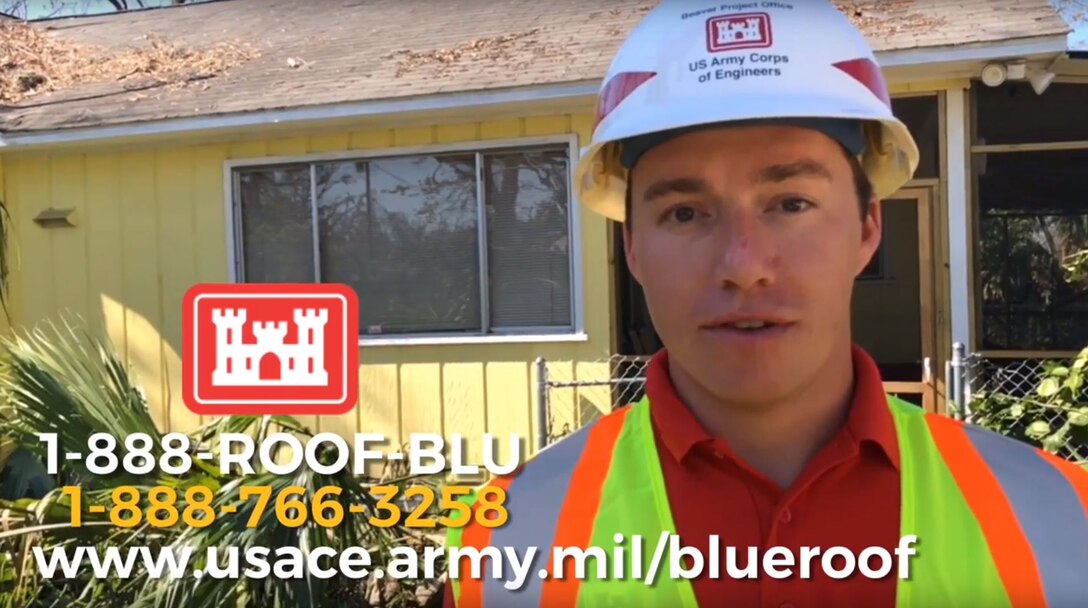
0 19 260 105
0 0 1071 134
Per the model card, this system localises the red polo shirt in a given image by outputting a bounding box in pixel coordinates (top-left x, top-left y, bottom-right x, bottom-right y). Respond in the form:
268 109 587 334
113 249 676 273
647 343 901 607
444 344 901 607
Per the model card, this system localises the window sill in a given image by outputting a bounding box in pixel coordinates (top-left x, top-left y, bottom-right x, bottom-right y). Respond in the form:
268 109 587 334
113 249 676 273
356 332 590 347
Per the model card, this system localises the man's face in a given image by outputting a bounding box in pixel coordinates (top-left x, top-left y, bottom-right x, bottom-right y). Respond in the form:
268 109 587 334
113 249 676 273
624 125 881 406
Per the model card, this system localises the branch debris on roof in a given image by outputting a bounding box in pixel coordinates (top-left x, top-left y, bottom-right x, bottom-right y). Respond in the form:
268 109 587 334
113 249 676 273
383 29 572 78
833 0 946 37
0 18 259 105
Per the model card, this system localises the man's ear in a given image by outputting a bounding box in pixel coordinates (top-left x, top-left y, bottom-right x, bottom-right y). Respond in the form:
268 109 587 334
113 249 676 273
858 196 882 275
623 220 642 285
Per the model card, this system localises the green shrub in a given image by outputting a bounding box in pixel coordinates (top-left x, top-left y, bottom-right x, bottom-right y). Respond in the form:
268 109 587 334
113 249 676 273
966 347 1088 469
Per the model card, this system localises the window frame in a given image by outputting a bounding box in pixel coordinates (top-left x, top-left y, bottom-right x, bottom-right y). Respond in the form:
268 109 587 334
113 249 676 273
969 79 1088 356
856 218 889 282
223 134 587 347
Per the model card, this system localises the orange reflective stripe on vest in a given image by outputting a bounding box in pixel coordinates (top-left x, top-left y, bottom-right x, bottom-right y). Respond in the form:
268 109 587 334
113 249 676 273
923 415 1050 604
927 414 1088 606
469 407 630 606
452 473 515 607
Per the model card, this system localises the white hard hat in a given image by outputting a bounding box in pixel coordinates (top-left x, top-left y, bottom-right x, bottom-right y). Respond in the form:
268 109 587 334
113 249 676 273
574 0 920 223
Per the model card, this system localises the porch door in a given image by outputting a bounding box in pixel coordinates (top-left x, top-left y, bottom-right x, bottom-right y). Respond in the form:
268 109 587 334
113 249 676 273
851 186 940 412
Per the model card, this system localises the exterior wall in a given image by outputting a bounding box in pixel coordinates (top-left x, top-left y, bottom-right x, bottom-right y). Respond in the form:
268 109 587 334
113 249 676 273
0 154 10 338
0 111 613 461
0 76 975 454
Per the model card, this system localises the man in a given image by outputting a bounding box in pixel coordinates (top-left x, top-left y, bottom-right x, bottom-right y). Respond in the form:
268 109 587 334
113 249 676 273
444 1 1088 606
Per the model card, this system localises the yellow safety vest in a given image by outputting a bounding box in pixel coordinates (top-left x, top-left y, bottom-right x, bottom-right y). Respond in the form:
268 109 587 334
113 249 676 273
447 395 1088 607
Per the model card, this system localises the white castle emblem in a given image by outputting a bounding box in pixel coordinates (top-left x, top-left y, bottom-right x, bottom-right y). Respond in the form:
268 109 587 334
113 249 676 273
210 307 329 386
717 17 765 45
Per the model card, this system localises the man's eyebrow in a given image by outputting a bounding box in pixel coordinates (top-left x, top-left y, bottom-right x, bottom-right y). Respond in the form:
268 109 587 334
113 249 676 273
750 160 833 183
641 177 710 203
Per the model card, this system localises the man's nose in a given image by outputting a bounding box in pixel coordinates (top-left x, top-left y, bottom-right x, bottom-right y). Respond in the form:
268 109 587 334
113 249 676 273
712 212 776 290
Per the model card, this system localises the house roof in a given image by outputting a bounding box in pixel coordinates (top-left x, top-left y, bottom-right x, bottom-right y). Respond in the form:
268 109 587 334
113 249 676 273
0 0 1072 136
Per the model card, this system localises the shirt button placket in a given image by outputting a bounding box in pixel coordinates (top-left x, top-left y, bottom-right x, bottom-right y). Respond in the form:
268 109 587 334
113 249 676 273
773 510 795 608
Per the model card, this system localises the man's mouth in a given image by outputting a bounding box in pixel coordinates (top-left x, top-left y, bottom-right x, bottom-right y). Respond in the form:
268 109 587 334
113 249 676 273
701 316 796 334
724 321 775 331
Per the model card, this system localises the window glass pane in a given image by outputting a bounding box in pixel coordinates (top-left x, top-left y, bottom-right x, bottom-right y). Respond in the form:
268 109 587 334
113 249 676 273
236 165 314 283
315 160 369 325
975 149 1088 350
484 149 573 329
891 95 939 179
356 153 480 334
974 81 1088 145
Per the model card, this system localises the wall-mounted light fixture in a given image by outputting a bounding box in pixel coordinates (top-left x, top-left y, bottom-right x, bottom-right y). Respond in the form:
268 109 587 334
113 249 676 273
980 59 1056 95
1004 60 1027 80
1029 68 1056 95
33 207 76 228
980 62 1008 87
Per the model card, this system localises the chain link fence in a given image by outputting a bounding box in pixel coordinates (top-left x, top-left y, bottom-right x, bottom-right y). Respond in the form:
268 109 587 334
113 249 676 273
960 351 1088 465
535 348 1088 466
534 355 650 448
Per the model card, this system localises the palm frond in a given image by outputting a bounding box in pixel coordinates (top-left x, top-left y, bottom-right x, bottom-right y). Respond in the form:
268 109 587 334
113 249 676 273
0 316 162 488
0 316 450 607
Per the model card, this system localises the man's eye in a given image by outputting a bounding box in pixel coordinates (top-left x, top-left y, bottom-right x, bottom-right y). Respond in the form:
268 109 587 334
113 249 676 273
779 198 813 213
669 206 697 223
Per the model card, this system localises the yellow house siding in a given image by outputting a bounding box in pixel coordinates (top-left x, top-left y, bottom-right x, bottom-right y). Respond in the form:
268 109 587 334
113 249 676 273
1 111 614 461
0 154 11 336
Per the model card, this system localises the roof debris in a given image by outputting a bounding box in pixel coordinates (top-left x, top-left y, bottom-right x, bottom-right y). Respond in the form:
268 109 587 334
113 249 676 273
383 29 572 78
0 18 259 105
833 0 946 37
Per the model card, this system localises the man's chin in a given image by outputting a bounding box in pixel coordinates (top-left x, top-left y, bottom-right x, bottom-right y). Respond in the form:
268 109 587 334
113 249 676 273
708 377 799 408
678 357 799 405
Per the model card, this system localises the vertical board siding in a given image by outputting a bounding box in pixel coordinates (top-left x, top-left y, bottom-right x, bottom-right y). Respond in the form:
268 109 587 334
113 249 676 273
85 154 128 364
119 150 166 431
442 361 487 466
157 147 199 433
0 156 10 335
11 156 55 327
0 111 610 461
49 155 88 321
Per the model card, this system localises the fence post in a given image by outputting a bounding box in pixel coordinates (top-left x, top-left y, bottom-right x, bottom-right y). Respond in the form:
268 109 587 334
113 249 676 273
949 343 965 420
534 357 549 452
944 359 951 416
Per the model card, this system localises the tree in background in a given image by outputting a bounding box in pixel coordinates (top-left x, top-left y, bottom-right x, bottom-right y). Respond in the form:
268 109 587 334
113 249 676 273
0 0 201 20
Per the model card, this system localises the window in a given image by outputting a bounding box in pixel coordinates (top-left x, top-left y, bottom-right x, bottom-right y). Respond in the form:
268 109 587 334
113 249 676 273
974 149 1088 351
891 95 940 180
972 82 1088 351
232 142 577 339
857 223 888 281
974 82 1088 146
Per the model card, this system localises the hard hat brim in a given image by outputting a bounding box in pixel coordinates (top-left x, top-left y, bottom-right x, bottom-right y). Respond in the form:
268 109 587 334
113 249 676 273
574 116 919 224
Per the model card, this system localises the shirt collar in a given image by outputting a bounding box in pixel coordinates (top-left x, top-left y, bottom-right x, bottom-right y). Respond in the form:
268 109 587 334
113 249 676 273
645 343 900 471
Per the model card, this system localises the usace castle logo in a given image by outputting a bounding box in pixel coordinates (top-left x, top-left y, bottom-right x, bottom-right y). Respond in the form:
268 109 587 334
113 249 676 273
211 307 330 386
182 283 359 416
707 12 773 52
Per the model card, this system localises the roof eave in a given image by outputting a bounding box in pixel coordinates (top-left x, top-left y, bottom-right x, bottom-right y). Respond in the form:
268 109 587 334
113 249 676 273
0 34 1072 151
877 33 1070 67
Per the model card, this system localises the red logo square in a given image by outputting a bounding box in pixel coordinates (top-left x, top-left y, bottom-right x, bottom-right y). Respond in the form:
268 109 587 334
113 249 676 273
182 283 359 416
706 13 773 53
